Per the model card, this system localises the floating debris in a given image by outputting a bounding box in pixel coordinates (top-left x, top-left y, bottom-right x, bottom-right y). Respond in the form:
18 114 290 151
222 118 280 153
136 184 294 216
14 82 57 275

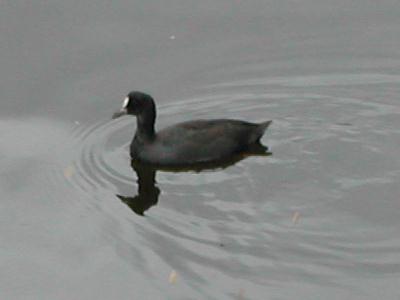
292 211 300 224
64 165 75 179
169 35 176 40
168 270 177 284
238 288 245 300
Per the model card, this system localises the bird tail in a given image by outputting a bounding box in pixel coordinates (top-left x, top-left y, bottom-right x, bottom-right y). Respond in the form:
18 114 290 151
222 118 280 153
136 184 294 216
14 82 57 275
259 120 272 132
249 120 272 144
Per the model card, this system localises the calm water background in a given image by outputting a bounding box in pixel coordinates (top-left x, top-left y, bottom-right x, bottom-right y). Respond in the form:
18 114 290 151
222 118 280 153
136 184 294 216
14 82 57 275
1 1 400 299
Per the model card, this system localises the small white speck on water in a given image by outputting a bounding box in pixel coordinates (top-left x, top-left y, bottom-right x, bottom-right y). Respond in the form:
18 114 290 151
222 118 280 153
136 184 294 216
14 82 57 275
169 35 176 40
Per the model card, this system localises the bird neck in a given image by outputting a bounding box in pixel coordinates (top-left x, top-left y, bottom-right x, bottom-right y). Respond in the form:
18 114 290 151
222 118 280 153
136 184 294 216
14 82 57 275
135 109 156 141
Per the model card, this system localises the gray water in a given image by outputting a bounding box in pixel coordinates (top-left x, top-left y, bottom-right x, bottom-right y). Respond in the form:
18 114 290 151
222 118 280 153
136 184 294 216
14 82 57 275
1 1 400 299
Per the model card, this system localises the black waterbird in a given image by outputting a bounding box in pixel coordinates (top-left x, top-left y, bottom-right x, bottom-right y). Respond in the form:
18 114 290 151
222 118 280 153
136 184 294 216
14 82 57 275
113 91 272 167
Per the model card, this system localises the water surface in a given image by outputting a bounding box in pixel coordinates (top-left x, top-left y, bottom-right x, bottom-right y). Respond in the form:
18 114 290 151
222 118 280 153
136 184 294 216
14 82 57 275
1 1 400 299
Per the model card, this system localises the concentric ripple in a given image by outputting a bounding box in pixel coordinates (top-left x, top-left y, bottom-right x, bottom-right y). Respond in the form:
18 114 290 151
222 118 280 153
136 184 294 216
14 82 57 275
66 118 133 193
62 72 400 295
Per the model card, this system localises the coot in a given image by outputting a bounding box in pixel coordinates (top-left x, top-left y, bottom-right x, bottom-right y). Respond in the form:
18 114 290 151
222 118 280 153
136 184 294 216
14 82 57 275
113 91 272 166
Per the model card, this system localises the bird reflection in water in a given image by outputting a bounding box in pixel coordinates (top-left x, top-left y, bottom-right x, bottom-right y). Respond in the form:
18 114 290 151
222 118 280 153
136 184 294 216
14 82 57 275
116 143 271 216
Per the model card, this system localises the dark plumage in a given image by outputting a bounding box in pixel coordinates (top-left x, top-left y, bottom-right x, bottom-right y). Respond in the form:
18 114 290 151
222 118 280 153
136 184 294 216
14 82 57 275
113 91 271 167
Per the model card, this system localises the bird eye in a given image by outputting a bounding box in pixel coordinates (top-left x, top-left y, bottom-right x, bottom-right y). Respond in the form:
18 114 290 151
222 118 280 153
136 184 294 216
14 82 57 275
122 97 129 109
